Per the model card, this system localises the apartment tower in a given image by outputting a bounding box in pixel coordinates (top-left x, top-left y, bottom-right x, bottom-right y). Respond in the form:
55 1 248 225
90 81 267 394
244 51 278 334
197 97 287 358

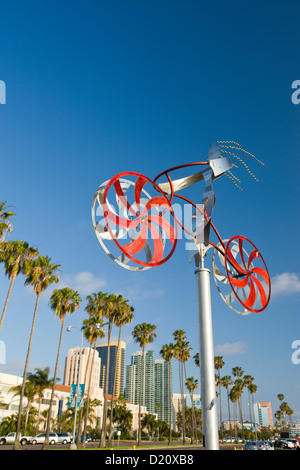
155 359 172 423
253 402 274 430
96 341 126 397
125 350 155 414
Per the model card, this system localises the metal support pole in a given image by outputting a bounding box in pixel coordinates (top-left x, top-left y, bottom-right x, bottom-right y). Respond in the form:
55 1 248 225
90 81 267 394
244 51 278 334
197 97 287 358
195 255 219 450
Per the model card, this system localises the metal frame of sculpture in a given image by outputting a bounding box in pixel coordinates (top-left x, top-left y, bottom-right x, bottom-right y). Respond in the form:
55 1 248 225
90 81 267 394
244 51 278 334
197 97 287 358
91 140 271 449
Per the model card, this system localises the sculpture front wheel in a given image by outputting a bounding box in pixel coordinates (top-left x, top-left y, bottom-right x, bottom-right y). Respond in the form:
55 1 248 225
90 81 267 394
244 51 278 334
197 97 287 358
224 236 271 313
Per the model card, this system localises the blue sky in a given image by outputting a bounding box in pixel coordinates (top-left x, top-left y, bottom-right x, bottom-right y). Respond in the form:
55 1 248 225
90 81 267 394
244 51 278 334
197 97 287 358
0 1 299 423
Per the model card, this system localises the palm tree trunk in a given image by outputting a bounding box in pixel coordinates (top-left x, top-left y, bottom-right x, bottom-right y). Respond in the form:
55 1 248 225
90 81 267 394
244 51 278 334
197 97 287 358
178 360 182 438
108 326 122 446
168 360 172 445
0 276 15 333
138 346 145 445
248 390 252 422
14 292 40 450
238 397 244 441
42 317 65 450
190 392 196 444
82 342 97 447
77 344 92 448
100 322 112 448
181 362 186 444
36 397 42 434
218 375 223 439
234 402 238 441
24 402 31 436
227 390 232 440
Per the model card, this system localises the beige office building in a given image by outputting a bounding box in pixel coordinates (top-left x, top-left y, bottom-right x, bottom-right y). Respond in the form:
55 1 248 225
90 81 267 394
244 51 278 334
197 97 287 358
63 346 101 392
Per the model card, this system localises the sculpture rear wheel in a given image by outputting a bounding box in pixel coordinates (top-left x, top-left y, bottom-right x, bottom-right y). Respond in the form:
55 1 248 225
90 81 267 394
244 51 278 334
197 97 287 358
92 172 178 271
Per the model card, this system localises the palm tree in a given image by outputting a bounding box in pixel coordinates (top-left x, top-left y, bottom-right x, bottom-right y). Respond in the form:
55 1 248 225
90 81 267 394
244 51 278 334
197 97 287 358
0 201 15 240
97 293 123 448
280 401 290 430
193 353 200 368
232 367 245 439
0 240 38 333
222 376 233 439
185 376 198 444
77 292 107 446
214 356 225 436
229 386 239 441
277 394 285 431
27 367 54 434
9 380 36 436
247 383 258 437
42 287 81 450
173 329 190 445
112 396 133 436
141 413 156 439
13 255 60 450
132 322 157 445
160 342 174 445
286 406 293 427
275 410 284 433
84 291 110 448
243 375 254 422
232 378 245 441
108 299 134 446
81 316 106 447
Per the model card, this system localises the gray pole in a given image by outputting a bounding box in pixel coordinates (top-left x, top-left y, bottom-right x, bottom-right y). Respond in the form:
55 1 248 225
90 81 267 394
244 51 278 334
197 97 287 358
195 255 219 450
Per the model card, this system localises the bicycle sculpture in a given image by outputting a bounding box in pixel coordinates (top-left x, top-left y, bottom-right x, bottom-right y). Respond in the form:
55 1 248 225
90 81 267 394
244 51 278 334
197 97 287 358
92 141 271 316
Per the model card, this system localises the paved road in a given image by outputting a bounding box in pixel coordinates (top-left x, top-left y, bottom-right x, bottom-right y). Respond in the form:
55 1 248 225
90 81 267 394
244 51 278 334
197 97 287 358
0 440 244 451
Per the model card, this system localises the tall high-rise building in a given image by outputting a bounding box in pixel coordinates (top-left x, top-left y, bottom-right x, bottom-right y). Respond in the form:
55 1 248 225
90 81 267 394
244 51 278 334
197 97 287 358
253 402 274 430
125 351 155 414
96 341 126 397
125 363 137 405
63 347 101 391
155 359 172 423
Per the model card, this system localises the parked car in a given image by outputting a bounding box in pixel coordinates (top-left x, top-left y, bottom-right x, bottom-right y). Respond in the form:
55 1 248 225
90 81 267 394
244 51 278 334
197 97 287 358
274 439 285 448
0 432 32 446
31 432 59 445
284 439 298 449
57 432 72 444
244 441 258 450
74 433 93 444
257 440 274 450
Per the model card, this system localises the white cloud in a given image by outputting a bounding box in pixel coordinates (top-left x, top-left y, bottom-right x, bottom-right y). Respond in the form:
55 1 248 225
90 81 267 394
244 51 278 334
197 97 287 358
117 276 165 304
271 272 300 296
57 271 107 296
214 341 247 356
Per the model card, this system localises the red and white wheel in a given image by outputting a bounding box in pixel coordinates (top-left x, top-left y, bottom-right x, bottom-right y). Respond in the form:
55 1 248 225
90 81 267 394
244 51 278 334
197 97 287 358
212 236 271 315
92 172 178 271
225 236 271 313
